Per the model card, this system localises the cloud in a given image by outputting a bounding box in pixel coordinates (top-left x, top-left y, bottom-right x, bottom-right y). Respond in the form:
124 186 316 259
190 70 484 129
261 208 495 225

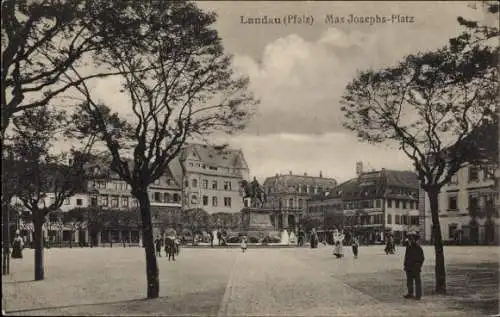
232 24 474 136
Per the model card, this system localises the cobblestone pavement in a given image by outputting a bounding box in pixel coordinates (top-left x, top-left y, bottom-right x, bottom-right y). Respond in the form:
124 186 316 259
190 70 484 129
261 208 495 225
2 245 499 316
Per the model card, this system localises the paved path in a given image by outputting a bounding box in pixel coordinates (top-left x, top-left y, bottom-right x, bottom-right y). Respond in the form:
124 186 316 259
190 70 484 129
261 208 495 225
2 246 499 316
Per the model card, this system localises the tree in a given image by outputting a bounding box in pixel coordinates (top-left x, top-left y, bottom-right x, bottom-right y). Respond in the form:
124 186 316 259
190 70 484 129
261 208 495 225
1 0 159 141
71 2 256 299
64 208 88 248
5 106 92 280
341 33 497 293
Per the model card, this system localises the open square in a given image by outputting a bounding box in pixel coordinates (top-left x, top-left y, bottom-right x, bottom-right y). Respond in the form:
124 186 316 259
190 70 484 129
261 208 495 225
2 246 499 316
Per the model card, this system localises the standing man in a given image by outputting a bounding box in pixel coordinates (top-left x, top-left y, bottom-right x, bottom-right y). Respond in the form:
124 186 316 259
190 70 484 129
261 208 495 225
403 232 425 300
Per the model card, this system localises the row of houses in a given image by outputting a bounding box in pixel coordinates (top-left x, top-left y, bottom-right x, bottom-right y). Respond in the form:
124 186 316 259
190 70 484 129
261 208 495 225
305 162 499 245
7 142 499 246
8 143 251 246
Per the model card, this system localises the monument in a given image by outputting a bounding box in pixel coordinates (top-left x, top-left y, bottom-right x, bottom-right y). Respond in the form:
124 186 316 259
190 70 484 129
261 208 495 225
240 178 279 239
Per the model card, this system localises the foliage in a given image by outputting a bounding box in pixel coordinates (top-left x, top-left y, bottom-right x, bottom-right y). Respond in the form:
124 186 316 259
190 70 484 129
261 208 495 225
1 0 159 138
341 44 497 190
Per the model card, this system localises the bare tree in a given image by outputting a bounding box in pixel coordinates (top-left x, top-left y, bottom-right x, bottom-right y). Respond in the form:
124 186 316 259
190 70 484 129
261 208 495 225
341 32 497 293
70 2 257 299
0 0 160 140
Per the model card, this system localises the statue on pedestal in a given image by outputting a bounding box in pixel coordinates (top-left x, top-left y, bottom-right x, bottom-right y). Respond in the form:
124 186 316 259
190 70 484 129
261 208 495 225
240 177 267 208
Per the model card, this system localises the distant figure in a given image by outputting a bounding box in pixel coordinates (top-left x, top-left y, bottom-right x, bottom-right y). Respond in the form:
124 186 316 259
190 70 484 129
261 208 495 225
154 235 163 257
333 240 344 258
217 231 222 246
165 236 176 261
310 228 319 249
209 231 214 248
11 231 24 259
351 237 359 258
403 233 425 300
175 237 180 256
385 236 395 255
241 236 248 253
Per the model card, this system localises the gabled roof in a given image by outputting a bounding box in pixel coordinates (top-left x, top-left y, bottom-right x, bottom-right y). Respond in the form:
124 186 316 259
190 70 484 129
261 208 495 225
263 173 337 190
316 169 419 201
181 143 248 169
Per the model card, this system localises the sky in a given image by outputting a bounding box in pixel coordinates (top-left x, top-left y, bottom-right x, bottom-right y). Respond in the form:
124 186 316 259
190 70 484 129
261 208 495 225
88 1 488 184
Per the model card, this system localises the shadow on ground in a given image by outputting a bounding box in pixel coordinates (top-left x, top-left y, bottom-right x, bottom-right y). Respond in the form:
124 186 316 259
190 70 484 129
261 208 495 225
338 262 499 316
5 287 227 316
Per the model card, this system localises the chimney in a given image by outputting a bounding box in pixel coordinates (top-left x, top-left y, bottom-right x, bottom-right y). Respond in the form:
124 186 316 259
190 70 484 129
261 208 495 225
356 161 363 177
304 172 307 176
289 171 292 175
319 171 323 178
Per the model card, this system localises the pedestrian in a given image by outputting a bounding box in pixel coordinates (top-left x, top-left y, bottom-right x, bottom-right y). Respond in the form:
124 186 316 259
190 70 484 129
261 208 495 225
11 231 24 259
175 237 180 256
403 232 425 300
209 231 214 248
310 228 318 249
154 235 162 257
351 236 359 258
333 240 344 258
241 236 247 253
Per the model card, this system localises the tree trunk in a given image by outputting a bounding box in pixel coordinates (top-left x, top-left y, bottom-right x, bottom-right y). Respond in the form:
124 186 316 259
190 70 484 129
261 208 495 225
428 188 446 294
33 213 45 281
2 202 10 275
136 190 159 299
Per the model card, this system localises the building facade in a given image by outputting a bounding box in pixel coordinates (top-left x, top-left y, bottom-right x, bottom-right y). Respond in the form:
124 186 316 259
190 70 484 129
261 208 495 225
422 164 499 245
169 143 250 214
332 164 419 244
11 158 182 246
262 171 337 231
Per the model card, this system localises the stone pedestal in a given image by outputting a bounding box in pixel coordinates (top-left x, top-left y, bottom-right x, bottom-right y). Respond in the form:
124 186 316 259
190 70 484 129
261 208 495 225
241 208 279 238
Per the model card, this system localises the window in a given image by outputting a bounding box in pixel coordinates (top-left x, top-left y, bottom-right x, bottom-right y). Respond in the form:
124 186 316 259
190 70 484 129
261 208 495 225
192 179 198 188
111 196 119 208
468 195 479 213
173 193 180 202
289 198 294 208
164 193 171 203
224 197 232 207
154 179 160 185
114 182 119 190
64 198 70 205
203 196 209 206
387 214 392 224
101 195 109 206
449 224 458 239
132 199 139 207
212 196 218 207
203 179 208 189
469 166 479 182
409 201 414 209
154 192 161 202
298 199 303 209
395 215 400 224
90 197 98 206
387 199 392 208
450 174 458 184
448 196 458 211
121 197 129 207
224 181 232 191
402 201 407 209
76 199 83 206
376 199 381 208
395 200 400 208
191 195 198 204
98 181 106 189
212 181 218 190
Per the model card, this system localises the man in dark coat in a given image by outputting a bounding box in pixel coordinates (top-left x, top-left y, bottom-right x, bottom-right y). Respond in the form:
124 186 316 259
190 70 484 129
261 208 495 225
403 232 425 300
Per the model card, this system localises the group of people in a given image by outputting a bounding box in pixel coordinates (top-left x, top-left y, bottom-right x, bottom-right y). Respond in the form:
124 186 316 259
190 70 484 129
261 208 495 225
332 236 359 259
154 235 180 261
